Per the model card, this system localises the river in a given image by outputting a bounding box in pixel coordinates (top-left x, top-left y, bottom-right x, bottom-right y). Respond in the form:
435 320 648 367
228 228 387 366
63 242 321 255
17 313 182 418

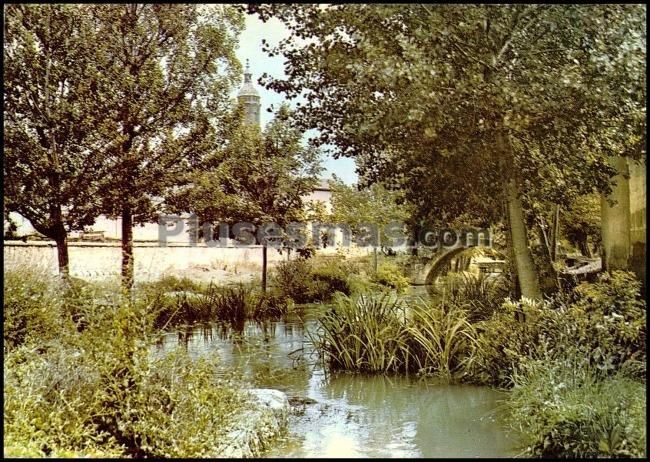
153 287 520 458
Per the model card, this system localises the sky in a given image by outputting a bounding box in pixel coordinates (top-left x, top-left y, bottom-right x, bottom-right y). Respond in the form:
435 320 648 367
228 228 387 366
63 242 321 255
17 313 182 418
234 12 359 185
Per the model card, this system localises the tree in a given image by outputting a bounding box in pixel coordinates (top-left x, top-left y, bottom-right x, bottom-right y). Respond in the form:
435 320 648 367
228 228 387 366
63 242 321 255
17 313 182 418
4 4 109 279
329 178 411 270
168 104 322 291
561 194 601 258
89 4 244 291
250 4 645 299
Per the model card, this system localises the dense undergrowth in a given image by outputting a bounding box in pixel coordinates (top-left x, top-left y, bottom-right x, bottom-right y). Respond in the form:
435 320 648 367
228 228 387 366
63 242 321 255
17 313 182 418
3 267 257 458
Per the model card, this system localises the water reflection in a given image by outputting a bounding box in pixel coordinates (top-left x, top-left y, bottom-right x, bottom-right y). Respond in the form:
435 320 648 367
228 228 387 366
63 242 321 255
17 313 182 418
152 302 518 458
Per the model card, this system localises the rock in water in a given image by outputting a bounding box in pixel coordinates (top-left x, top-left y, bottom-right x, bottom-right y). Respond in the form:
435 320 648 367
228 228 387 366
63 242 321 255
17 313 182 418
217 388 289 458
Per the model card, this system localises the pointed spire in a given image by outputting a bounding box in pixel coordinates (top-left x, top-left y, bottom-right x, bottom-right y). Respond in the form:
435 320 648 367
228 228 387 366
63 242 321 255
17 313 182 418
244 58 252 83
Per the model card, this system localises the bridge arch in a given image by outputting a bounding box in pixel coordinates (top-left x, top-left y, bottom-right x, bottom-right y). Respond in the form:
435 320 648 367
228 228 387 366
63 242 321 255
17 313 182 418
408 245 507 286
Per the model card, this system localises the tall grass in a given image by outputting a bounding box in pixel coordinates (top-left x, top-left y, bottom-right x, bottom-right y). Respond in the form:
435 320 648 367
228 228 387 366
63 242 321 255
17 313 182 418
3 267 257 458
507 359 646 458
438 271 509 322
312 293 478 377
406 301 478 378
142 281 290 330
312 293 410 372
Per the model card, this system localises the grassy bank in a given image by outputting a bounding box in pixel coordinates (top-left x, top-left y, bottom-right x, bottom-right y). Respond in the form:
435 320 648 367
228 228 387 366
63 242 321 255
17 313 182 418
3 267 273 457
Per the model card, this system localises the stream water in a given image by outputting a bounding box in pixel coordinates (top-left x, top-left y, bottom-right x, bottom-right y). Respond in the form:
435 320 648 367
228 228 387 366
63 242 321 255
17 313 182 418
153 286 520 458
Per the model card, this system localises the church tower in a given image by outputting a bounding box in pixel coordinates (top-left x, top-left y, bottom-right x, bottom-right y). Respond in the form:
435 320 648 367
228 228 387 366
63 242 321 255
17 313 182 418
237 59 261 126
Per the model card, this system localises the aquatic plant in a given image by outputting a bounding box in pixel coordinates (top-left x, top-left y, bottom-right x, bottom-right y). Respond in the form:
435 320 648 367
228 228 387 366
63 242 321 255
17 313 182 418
406 300 478 378
312 293 410 372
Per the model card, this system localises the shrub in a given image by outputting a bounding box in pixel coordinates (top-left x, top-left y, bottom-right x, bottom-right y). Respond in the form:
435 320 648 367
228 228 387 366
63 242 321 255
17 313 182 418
4 267 72 351
273 258 352 303
372 261 410 293
507 360 646 458
311 262 352 300
467 271 646 387
466 297 557 387
273 259 315 304
564 271 646 377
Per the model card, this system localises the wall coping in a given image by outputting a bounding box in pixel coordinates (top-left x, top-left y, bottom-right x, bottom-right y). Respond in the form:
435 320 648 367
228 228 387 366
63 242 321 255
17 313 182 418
2 240 273 249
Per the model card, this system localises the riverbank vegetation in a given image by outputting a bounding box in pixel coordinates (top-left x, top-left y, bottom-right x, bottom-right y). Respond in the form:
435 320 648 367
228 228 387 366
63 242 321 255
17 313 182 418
310 270 646 457
4 268 263 458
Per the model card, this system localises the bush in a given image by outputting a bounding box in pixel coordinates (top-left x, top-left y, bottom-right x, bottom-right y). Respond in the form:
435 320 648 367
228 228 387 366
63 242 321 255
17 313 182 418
4 268 72 351
564 271 646 377
507 360 646 458
311 262 352 300
273 259 315 304
4 282 255 458
372 261 410 293
273 258 352 303
467 271 646 387
467 297 558 387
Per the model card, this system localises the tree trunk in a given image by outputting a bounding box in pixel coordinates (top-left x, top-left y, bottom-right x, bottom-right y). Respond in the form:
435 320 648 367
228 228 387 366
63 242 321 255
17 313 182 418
601 156 631 271
121 204 134 293
506 178 542 300
551 204 560 262
262 244 268 293
54 229 70 282
536 222 560 292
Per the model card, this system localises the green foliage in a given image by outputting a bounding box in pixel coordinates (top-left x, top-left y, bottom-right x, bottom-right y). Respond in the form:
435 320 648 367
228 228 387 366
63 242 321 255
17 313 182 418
468 297 558 387
560 193 602 255
3 270 256 458
442 272 510 322
311 263 353 300
507 363 646 458
372 261 410 293
558 271 646 378
273 259 315 304
169 104 322 241
312 293 410 373
3 267 71 351
142 281 290 330
329 179 412 247
141 275 205 294
312 293 478 376
273 258 353 304
468 271 646 387
252 4 644 224
4 4 112 251
405 301 478 378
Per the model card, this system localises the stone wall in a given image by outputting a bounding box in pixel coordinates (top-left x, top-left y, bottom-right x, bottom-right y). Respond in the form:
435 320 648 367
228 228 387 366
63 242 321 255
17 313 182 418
3 241 286 283
3 240 373 284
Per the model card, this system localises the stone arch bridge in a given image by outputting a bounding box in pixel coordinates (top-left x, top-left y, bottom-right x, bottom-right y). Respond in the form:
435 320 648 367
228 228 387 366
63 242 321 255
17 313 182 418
406 243 506 286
